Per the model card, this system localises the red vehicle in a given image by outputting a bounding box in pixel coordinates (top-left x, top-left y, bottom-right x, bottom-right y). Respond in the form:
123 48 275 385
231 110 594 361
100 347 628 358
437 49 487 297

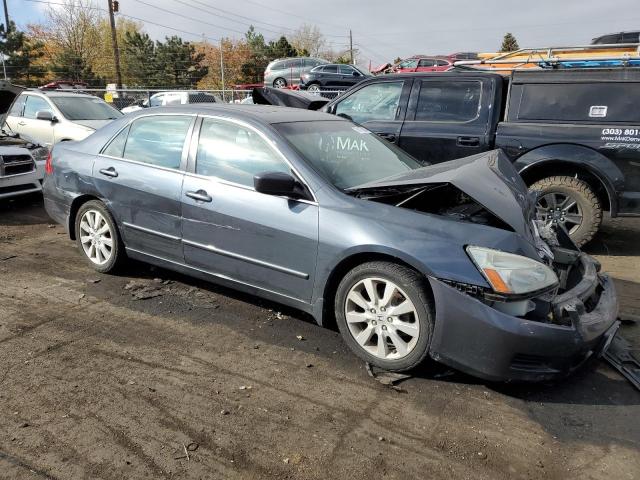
393 56 453 73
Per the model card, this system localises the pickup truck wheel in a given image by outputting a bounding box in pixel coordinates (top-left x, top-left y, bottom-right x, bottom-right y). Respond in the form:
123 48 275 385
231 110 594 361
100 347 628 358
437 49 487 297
530 176 602 247
335 261 433 372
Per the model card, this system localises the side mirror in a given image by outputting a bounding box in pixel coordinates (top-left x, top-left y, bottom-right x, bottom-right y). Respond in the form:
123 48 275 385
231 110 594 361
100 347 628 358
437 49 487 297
353 71 360 76
254 171 305 199
36 110 57 122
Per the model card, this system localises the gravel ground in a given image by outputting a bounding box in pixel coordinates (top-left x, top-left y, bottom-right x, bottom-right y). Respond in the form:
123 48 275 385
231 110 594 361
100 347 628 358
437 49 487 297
0 194 638 480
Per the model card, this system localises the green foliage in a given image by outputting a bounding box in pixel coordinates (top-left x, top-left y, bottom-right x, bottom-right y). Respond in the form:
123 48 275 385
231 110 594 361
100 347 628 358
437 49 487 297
121 33 208 87
52 48 104 86
500 33 520 52
240 26 300 84
0 22 46 86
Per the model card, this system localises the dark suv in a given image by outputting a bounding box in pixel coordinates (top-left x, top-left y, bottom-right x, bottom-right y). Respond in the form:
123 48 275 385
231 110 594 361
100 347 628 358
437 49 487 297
299 64 370 94
324 68 640 246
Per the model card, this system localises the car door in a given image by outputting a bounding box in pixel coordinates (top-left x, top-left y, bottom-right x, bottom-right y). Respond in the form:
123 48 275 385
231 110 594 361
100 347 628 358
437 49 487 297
398 77 493 164
4 93 26 134
181 116 319 301
322 65 340 88
331 79 411 145
11 95 56 147
338 65 361 87
93 114 195 262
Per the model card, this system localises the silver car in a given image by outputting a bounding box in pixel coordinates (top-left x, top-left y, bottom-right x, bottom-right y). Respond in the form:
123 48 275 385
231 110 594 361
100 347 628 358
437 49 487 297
263 57 328 88
5 90 122 148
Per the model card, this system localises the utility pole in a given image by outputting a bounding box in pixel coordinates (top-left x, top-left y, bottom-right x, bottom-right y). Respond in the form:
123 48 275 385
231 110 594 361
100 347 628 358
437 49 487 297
349 29 354 65
2 0 9 37
107 0 123 89
220 39 225 102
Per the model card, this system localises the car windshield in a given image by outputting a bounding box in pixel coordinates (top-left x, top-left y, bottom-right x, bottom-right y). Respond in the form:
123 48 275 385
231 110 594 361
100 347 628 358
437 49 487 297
274 120 422 190
51 96 122 120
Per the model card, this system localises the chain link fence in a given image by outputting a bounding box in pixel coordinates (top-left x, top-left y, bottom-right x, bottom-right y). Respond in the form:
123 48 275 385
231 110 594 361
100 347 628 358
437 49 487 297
76 88 345 111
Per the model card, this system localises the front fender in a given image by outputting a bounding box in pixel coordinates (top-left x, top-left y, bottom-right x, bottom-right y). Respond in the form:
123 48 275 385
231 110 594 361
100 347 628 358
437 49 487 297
513 144 624 214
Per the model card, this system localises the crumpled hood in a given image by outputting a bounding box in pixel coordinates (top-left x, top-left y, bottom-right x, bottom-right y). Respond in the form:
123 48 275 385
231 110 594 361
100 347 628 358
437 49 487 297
73 119 113 130
352 149 535 239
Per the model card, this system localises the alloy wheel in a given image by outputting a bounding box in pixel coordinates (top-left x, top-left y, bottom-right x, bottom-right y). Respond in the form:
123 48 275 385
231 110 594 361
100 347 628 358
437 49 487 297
307 84 321 95
535 192 583 234
79 209 113 265
273 78 287 88
344 277 420 360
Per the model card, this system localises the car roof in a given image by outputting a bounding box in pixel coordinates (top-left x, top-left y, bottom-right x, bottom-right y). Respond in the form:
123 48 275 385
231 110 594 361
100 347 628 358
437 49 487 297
128 103 344 124
358 71 505 81
25 89 98 98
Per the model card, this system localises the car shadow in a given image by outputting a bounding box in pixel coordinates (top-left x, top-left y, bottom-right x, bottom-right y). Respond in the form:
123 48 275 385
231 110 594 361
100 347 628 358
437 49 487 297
0 193 51 226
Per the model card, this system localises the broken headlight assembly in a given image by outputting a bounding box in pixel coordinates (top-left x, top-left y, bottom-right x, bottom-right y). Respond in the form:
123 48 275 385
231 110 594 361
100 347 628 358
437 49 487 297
463 246 559 317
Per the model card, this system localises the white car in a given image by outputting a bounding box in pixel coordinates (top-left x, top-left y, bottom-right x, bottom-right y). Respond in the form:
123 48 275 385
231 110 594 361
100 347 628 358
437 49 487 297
5 90 122 148
0 82 49 199
121 91 219 114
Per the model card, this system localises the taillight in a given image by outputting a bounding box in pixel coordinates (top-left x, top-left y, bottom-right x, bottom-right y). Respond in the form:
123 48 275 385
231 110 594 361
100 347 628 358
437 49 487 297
45 152 53 175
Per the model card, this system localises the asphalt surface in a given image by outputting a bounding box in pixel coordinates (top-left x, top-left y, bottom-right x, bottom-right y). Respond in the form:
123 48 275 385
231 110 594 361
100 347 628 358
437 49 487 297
0 194 638 480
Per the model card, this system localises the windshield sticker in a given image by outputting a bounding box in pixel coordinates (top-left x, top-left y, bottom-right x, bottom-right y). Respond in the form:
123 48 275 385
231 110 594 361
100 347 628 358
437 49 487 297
352 126 371 135
589 106 608 118
601 127 640 150
336 136 369 152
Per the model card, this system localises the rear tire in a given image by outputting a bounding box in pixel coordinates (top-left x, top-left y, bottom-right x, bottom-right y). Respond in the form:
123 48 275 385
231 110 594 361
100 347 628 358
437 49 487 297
335 261 434 372
307 83 321 95
529 176 602 247
75 200 125 273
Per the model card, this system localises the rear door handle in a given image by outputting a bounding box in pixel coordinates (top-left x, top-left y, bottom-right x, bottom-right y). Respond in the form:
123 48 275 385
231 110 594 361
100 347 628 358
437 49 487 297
99 167 118 178
186 189 212 203
457 136 480 147
377 133 397 143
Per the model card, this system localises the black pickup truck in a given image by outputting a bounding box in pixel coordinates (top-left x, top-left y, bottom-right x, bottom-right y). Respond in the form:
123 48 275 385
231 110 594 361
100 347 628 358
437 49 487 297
323 68 640 246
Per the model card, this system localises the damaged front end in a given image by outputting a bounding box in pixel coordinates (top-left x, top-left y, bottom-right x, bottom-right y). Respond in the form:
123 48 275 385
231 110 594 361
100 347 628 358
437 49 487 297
349 150 620 381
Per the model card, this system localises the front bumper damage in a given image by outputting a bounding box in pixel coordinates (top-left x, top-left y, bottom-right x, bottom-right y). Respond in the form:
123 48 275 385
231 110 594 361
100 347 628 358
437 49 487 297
427 252 619 382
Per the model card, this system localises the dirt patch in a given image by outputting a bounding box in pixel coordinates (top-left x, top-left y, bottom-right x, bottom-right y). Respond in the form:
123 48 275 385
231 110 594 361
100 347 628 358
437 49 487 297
0 196 638 479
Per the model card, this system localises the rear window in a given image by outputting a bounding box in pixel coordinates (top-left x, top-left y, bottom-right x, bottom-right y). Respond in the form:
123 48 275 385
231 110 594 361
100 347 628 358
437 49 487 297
512 83 640 123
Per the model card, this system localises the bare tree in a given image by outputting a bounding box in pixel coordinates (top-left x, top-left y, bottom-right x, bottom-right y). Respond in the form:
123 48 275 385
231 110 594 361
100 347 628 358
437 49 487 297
289 24 326 57
43 0 103 82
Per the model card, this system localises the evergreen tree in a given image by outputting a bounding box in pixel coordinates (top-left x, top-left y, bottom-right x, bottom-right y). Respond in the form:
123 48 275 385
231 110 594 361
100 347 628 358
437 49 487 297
0 21 46 85
154 36 207 88
500 33 520 52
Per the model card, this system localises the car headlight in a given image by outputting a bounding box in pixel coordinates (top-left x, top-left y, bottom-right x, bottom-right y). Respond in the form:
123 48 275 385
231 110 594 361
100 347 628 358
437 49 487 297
466 245 558 295
30 146 49 162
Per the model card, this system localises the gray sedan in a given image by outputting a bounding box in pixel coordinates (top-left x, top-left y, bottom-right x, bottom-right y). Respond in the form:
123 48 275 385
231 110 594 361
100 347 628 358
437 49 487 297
43 105 619 381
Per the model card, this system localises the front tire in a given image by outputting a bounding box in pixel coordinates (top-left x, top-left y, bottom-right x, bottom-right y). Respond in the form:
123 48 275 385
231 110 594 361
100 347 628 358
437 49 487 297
530 176 602 247
75 200 124 273
273 77 287 88
335 261 434 372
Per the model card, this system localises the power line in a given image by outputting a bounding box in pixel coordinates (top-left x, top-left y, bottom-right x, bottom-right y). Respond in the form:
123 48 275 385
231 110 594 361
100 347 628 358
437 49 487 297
129 0 247 36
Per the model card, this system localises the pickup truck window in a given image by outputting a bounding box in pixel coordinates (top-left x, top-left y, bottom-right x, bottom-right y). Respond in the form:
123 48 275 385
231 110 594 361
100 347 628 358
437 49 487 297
514 83 640 123
415 80 481 122
335 81 404 124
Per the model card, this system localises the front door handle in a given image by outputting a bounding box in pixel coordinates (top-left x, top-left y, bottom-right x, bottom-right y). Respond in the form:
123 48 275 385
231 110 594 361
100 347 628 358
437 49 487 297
17 121 26 126
457 136 480 147
186 189 212 203
99 167 118 178
377 133 397 143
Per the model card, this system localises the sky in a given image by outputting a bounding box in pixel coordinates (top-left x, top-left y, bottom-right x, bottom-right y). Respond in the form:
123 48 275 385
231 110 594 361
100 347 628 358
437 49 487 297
9 0 640 65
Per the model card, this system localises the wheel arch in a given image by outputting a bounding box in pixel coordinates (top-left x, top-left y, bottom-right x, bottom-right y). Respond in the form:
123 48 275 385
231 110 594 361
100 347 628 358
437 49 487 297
319 251 435 329
68 194 104 240
514 145 623 215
